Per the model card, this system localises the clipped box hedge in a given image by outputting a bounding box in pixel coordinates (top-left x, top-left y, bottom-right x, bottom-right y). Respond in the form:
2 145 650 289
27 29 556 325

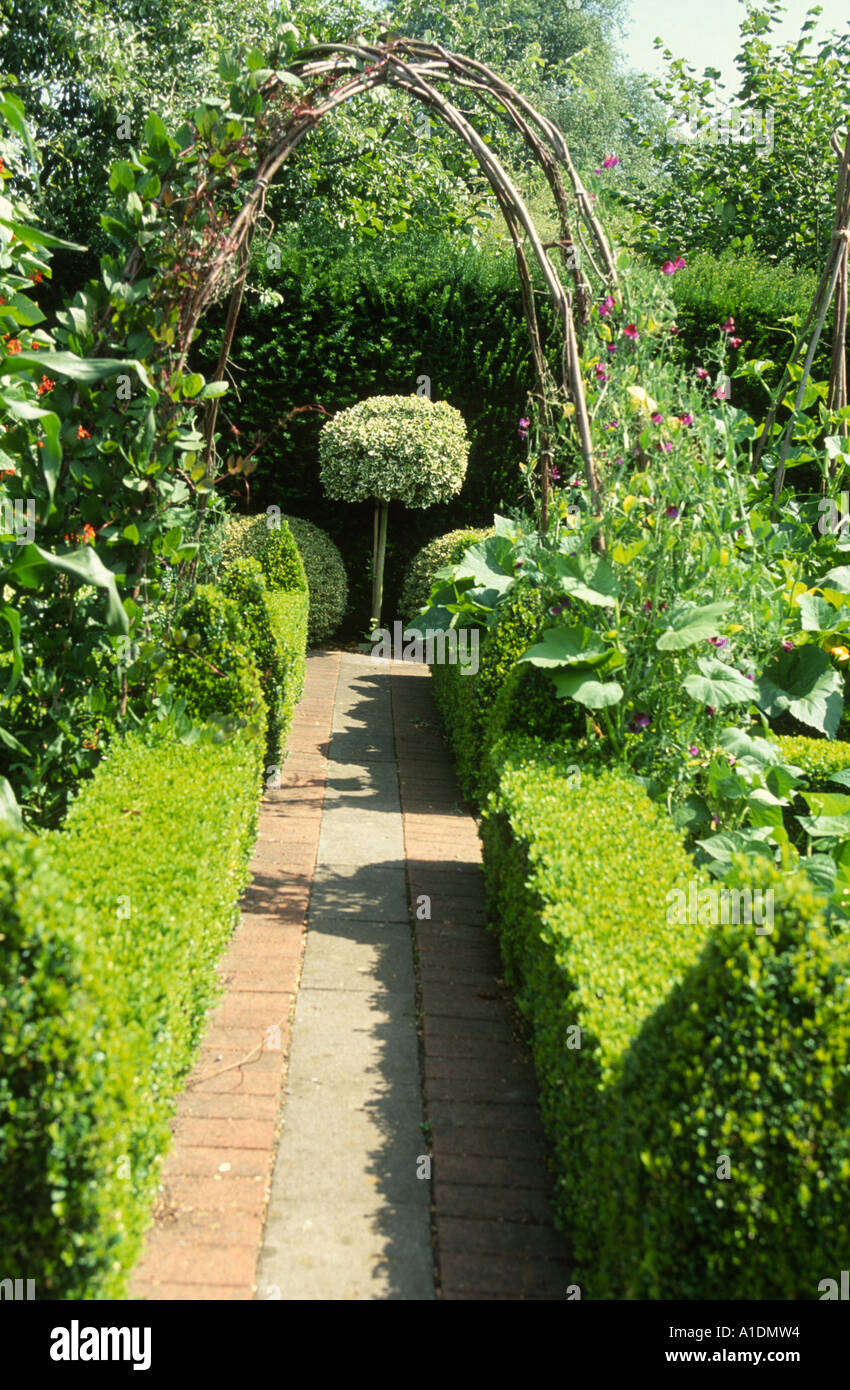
431 582 548 803
599 862 850 1300
480 732 850 1299
0 723 264 1298
772 732 850 784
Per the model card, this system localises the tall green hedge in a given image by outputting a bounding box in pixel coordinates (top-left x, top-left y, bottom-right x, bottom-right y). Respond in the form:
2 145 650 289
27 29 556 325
0 723 264 1298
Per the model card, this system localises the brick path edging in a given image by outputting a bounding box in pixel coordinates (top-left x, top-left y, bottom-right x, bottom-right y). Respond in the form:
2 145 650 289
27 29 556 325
129 650 341 1300
390 661 573 1299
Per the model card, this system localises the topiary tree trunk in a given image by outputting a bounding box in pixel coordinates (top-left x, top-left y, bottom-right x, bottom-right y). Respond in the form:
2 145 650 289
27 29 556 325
371 498 390 631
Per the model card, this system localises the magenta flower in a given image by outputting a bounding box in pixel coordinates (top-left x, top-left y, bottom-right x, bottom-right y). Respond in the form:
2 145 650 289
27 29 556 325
679 412 694 426
721 317 735 333
518 415 530 440
705 705 717 716
656 440 673 454
665 505 680 519
601 154 620 169
745 672 754 681
650 411 663 425
624 323 639 340
713 384 728 400
696 367 710 381
606 342 618 355
661 260 676 275
614 456 624 465
628 712 651 732
782 639 794 651
708 636 727 648
550 464 561 481
669 324 680 336
729 336 742 349
603 420 619 431
642 601 653 612
594 363 607 382
688 745 699 757
598 295 615 318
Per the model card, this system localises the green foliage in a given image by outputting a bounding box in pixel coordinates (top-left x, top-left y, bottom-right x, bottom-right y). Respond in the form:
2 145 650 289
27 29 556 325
772 734 850 785
399 525 494 623
667 250 822 416
615 2 850 272
319 394 470 508
219 513 307 594
206 228 537 539
219 557 302 760
431 582 548 802
479 738 713 1283
0 723 263 1297
164 585 267 737
278 515 347 645
264 587 308 754
600 863 850 1299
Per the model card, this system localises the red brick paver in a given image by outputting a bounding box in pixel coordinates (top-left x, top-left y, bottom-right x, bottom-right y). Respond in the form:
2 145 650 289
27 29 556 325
390 661 573 1300
129 650 341 1300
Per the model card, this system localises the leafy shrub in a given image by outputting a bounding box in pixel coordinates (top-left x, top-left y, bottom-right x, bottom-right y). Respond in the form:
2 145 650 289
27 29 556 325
219 558 292 759
264 588 308 754
432 583 548 802
282 516 347 644
319 394 470 508
165 584 267 738
479 738 716 1287
772 733 850 786
600 863 850 1299
399 525 494 623
219 513 307 594
0 723 263 1297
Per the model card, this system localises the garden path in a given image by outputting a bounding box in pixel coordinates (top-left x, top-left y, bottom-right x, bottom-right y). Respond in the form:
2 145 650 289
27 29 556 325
130 651 571 1300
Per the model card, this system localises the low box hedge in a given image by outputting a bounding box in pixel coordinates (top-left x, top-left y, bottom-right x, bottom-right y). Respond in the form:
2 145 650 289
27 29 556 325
599 862 850 1300
480 731 850 1299
772 733 850 785
0 720 264 1298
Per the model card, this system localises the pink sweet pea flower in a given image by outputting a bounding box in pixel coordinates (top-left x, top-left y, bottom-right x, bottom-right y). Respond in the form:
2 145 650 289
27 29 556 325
601 154 620 169
606 342 618 355
597 295 615 318
650 411 663 425
729 336 742 348
624 323 639 340
594 363 607 382
679 412 694 426
696 367 710 381
721 317 735 333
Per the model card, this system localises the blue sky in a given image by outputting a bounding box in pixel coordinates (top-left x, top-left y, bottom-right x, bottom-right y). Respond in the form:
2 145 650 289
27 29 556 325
622 0 850 92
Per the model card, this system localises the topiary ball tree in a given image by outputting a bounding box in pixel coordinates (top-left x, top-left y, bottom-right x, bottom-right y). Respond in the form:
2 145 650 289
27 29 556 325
318 394 470 631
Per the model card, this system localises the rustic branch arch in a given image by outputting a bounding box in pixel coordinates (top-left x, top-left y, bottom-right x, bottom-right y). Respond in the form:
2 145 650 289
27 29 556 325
179 39 619 533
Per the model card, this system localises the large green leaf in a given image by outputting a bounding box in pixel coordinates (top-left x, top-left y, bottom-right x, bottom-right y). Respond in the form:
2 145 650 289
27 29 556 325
796 592 849 632
0 775 22 830
656 599 733 651
518 624 610 668
10 350 151 387
0 603 22 695
551 666 623 708
3 544 128 633
554 553 619 607
3 398 61 500
453 535 517 595
683 656 756 708
757 646 843 737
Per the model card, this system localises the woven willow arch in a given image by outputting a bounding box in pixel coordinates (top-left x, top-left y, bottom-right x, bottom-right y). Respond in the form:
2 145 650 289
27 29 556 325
182 39 619 531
